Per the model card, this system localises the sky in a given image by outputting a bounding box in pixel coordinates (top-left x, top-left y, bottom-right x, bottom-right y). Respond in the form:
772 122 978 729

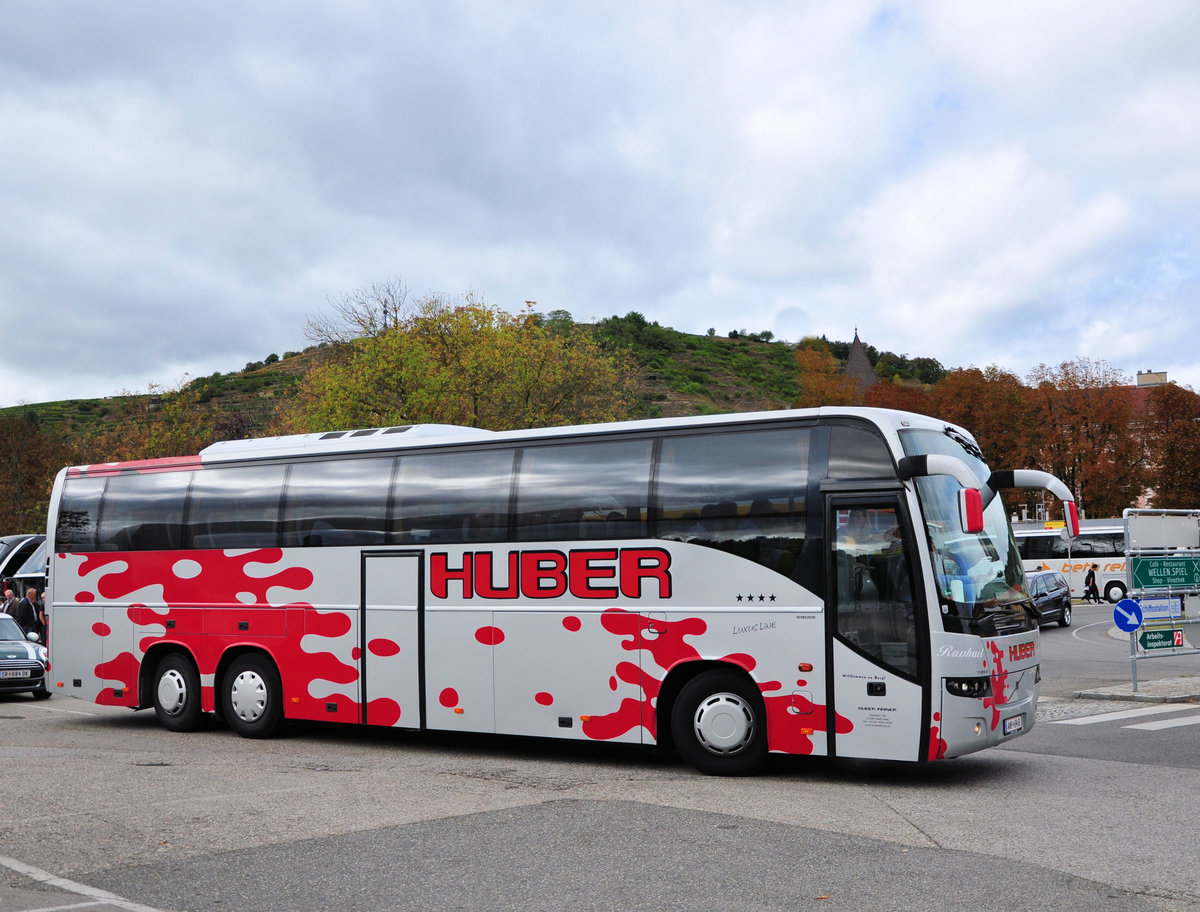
3 1 1200 409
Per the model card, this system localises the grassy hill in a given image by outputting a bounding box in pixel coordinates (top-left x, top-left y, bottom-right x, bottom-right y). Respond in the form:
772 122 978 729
0 316 808 439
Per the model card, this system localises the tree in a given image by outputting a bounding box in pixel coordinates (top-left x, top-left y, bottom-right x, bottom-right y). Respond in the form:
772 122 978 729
304 277 420 347
929 366 1036 467
0 414 73 531
277 299 637 432
1142 382 1200 508
1025 359 1144 518
88 384 217 463
793 338 859 407
863 380 932 414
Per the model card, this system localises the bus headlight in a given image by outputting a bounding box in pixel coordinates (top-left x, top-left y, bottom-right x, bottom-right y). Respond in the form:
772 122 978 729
945 677 992 699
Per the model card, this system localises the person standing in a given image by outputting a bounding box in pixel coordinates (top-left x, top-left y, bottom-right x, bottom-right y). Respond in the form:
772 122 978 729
15 587 38 638
0 588 17 616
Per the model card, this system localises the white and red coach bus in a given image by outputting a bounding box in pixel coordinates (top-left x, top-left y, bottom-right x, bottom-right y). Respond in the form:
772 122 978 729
46 408 1076 774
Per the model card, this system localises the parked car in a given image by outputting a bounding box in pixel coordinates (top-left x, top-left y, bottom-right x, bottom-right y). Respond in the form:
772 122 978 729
0 533 43 582
0 613 50 699
1027 569 1072 628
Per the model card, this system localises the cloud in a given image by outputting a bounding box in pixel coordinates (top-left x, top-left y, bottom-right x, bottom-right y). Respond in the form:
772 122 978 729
1 0 1199 408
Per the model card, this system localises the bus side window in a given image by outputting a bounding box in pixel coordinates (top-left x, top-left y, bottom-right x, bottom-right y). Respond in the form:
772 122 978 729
656 427 811 586
394 449 515 544
55 475 106 553
513 439 651 542
184 464 287 550
280 457 393 547
97 469 191 552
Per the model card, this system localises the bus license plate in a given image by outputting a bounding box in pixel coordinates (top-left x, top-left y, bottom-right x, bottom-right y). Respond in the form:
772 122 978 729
1003 715 1023 735
0 669 30 679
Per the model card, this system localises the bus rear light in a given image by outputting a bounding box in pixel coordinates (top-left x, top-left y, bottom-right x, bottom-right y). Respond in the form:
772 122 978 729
959 488 984 534
945 677 992 699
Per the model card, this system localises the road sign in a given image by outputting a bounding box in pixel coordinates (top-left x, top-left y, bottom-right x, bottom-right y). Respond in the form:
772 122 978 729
1139 596 1184 621
1130 556 1200 590
1113 599 1143 632
1139 628 1184 650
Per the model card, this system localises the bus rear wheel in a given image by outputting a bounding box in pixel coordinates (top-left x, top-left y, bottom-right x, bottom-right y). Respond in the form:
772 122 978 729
222 654 285 739
671 670 767 776
1104 581 1127 604
153 653 203 732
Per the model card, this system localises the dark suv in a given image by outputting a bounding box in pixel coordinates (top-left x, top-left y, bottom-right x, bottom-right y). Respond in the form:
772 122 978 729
1027 569 1072 628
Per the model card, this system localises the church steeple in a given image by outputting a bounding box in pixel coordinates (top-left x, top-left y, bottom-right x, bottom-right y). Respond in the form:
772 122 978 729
844 330 878 394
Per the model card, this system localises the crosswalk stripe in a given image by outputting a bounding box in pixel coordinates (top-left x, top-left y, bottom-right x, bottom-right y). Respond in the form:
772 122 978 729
1051 704 1196 725
1124 714 1200 731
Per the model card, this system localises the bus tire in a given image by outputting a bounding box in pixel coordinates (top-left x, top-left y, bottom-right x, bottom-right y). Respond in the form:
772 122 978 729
1104 581 1126 604
223 654 285 739
153 653 203 732
671 669 767 776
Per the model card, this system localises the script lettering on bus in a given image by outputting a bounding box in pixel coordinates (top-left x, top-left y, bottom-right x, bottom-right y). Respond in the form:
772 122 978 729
429 548 673 600
1007 641 1035 662
937 644 985 660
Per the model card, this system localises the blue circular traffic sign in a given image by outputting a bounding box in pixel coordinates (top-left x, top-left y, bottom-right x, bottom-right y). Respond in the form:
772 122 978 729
1113 598 1143 632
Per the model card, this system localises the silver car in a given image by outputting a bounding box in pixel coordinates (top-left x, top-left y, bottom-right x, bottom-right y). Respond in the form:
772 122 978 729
0 614 50 699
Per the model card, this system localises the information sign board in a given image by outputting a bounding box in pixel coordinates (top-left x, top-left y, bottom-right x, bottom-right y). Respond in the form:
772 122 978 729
1130 557 1200 590
1138 596 1184 621
1139 628 1184 650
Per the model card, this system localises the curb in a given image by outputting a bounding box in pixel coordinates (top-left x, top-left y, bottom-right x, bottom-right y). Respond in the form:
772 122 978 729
1071 690 1200 703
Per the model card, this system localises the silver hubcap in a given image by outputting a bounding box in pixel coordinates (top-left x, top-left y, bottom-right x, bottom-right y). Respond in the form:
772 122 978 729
692 692 755 755
230 670 268 723
157 669 188 716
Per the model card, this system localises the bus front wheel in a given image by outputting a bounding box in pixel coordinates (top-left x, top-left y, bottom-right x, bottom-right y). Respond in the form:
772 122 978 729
153 653 203 732
670 670 768 776
222 654 285 739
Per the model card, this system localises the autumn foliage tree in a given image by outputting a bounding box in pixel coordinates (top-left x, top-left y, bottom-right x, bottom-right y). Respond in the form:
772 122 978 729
794 338 860 407
863 380 932 414
1025 359 1144 518
0 413 74 531
87 384 218 463
1142 382 1200 508
276 297 637 433
927 367 1036 468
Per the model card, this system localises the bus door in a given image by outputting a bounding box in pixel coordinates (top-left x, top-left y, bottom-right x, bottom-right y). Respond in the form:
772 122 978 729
825 495 926 761
360 551 423 728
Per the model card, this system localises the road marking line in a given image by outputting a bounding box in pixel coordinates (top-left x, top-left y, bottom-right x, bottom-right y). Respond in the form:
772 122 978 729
1051 704 1196 725
0 855 173 912
1124 714 1200 731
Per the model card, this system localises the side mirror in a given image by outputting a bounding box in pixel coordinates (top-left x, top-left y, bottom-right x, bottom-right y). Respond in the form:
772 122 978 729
959 488 984 534
26 631 40 643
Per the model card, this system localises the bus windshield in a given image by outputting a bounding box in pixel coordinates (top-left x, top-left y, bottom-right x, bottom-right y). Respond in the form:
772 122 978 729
899 428 1033 636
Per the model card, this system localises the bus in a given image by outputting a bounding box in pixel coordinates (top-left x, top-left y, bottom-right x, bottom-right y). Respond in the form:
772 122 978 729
46 408 1076 775
1013 519 1126 603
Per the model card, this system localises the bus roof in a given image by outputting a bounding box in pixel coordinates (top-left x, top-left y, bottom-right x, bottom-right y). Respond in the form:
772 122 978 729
71 407 967 471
